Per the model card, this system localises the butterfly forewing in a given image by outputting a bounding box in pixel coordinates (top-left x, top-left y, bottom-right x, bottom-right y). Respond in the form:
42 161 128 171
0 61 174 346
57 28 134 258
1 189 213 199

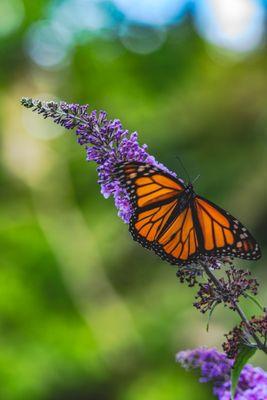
194 196 261 261
116 162 184 209
115 162 187 252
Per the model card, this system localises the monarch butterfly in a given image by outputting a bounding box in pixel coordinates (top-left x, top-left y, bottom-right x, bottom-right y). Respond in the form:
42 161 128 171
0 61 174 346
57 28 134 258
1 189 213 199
115 161 261 265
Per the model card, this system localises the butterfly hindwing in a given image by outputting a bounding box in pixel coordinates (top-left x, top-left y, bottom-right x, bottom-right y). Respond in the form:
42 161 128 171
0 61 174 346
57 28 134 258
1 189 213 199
153 204 200 265
131 199 179 250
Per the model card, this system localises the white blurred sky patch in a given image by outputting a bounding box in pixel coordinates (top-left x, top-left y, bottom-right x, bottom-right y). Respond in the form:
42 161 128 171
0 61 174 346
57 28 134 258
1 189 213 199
25 0 111 68
25 20 71 68
194 0 265 52
54 0 110 33
112 0 188 26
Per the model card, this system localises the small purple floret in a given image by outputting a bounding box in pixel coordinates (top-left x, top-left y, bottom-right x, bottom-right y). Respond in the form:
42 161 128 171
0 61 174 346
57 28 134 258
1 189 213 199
176 347 267 400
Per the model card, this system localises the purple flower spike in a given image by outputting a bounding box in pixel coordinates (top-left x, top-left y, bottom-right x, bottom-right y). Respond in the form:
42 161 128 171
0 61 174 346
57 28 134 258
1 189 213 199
21 97 175 223
177 347 267 400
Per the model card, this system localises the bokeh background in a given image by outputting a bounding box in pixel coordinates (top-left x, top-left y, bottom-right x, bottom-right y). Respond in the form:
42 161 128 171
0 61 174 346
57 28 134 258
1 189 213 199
1 0 267 399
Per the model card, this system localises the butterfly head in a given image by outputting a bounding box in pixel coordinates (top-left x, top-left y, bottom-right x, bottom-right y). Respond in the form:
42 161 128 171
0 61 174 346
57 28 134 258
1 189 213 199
185 182 195 197
184 174 200 198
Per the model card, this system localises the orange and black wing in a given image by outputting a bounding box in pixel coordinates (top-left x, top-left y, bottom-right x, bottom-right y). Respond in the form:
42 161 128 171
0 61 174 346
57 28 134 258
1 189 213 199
115 162 200 265
153 204 200 265
193 195 261 261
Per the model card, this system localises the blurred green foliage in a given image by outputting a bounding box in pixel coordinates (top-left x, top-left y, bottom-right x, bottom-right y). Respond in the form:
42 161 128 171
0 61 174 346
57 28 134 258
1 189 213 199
0 1 266 399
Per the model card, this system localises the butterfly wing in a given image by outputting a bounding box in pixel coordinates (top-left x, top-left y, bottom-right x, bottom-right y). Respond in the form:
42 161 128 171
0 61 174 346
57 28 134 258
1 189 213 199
116 162 200 265
116 161 185 208
153 204 200 265
194 195 261 261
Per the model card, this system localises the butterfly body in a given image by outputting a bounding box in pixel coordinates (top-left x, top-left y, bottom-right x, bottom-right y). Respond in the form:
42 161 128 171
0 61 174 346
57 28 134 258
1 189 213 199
178 183 196 207
116 161 261 266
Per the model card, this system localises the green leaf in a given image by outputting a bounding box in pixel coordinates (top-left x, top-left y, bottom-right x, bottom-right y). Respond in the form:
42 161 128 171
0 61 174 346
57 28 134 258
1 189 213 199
244 293 265 312
230 344 257 400
206 302 218 332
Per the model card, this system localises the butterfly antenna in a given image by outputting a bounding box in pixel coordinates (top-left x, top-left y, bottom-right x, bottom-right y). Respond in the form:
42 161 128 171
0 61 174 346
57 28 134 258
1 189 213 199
175 156 191 183
192 174 200 185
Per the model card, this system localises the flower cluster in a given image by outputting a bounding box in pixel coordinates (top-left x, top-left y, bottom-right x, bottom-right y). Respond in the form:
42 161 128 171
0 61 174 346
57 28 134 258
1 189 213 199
21 98 173 223
176 257 225 287
194 267 258 313
249 315 267 340
176 265 202 287
223 314 267 359
222 325 247 359
177 347 267 400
